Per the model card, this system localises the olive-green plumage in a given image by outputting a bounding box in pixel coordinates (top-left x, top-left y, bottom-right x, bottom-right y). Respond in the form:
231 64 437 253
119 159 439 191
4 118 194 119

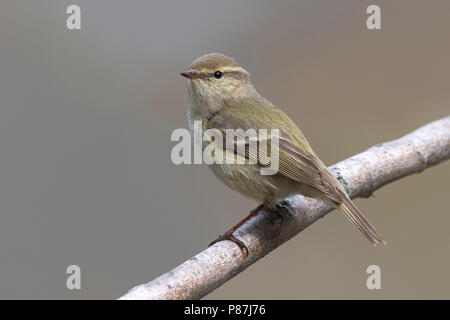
182 53 385 245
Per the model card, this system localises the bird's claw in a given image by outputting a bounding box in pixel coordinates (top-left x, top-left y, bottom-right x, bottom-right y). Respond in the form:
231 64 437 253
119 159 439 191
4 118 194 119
208 232 249 258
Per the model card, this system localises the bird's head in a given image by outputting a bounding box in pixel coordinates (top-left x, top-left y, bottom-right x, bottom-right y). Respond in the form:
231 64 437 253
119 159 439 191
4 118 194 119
180 53 253 104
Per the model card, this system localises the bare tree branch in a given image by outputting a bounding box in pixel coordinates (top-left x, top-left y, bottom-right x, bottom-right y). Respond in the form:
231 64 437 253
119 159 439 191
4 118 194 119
119 116 450 300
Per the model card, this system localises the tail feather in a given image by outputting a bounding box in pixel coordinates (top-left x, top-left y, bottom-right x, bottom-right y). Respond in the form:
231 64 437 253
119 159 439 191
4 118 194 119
338 198 386 246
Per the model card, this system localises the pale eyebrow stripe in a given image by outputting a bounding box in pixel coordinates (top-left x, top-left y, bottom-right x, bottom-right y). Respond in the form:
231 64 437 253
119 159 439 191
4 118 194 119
221 66 244 73
196 67 249 79
198 66 243 74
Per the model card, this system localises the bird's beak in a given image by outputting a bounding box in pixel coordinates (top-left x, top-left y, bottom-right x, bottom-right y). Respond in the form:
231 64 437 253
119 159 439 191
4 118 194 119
180 71 198 79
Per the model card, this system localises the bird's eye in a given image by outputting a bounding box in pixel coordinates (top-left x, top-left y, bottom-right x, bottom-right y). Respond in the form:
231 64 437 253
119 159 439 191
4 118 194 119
214 71 223 79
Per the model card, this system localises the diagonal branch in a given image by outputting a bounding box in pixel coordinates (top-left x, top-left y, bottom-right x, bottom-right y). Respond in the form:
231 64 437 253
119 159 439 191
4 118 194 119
119 116 450 300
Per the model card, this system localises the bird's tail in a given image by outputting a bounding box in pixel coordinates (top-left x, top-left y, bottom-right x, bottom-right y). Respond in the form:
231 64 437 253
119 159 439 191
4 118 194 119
338 197 386 246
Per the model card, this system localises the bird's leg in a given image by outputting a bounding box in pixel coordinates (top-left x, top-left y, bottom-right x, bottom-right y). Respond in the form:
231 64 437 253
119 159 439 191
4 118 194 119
269 209 284 223
208 204 265 257
267 203 286 223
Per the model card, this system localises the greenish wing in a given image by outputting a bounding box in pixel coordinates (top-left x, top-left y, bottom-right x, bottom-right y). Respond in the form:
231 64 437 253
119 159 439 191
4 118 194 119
207 99 343 202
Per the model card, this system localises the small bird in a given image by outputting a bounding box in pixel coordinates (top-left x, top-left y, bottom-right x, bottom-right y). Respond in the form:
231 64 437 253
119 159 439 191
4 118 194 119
181 53 385 256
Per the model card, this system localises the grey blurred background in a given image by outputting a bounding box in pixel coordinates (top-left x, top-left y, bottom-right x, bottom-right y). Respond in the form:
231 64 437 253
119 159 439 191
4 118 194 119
0 0 449 299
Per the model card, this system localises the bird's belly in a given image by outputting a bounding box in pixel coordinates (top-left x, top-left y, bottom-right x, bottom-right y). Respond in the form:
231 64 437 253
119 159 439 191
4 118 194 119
209 163 300 205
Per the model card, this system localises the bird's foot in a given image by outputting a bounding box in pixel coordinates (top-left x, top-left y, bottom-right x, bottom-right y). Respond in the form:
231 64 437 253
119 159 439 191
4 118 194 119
208 231 249 258
208 204 265 258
